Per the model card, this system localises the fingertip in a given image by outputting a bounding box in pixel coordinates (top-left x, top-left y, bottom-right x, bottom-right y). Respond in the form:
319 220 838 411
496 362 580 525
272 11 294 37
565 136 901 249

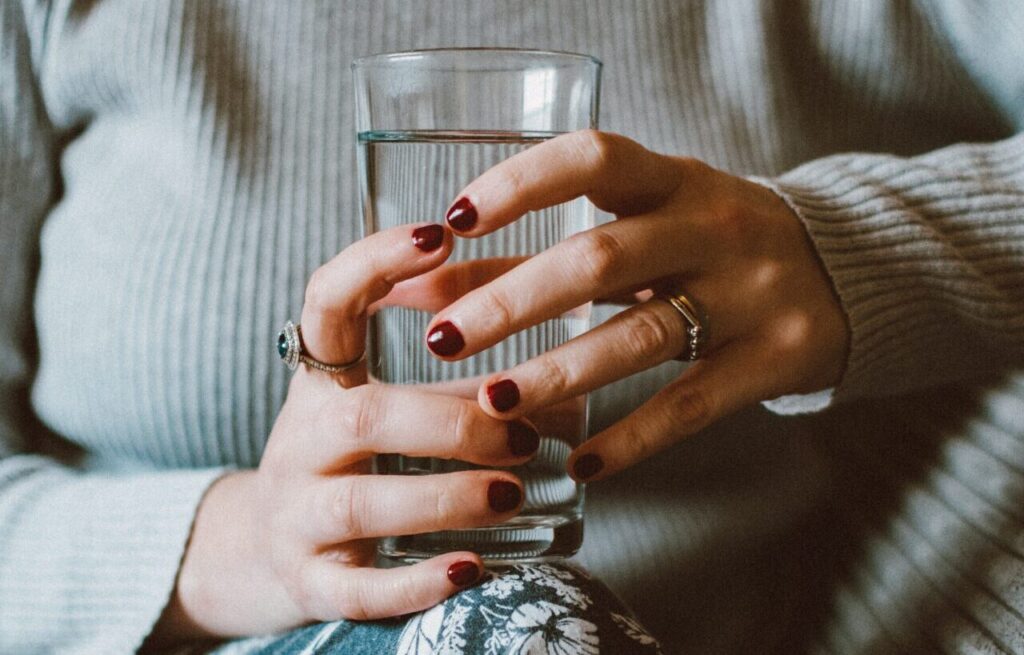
445 196 478 232
425 320 466 358
487 478 524 514
446 559 484 588
569 451 605 482
411 222 451 253
475 378 504 419
506 419 540 459
485 378 520 413
427 551 485 590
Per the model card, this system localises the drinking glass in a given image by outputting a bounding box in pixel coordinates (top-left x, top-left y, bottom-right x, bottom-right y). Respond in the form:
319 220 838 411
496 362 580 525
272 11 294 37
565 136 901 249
353 48 601 562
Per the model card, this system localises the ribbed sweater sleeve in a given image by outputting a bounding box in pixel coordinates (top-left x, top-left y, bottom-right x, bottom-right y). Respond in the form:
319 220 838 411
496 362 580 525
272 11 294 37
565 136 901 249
755 1 1024 415
0 5 225 653
760 132 1024 414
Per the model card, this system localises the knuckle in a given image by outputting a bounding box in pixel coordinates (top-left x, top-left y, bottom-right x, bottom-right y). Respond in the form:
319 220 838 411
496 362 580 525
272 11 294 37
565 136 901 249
709 196 749 244
304 266 336 316
329 478 366 539
293 561 327 618
537 354 573 396
494 163 528 200
474 289 516 339
666 387 713 428
432 482 457 524
279 561 312 616
677 155 713 180
770 311 814 356
338 385 382 444
393 576 427 613
336 587 372 622
567 229 628 287
445 401 474 454
575 129 620 172
618 421 661 464
622 307 679 361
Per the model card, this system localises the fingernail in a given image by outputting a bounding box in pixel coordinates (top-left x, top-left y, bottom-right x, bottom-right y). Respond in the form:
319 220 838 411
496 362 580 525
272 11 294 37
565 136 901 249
487 480 522 513
446 197 477 231
412 224 445 252
447 560 481 587
426 321 465 357
486 379 520 412
573 453 604 480
507 421 540 457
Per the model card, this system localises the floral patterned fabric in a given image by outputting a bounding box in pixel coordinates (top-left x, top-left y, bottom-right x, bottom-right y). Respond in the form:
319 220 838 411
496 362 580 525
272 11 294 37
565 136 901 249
209 564 663 655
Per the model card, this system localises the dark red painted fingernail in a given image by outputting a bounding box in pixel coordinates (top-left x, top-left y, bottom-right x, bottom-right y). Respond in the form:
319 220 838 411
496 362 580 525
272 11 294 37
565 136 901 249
412 224 445 252
573 453 604 480
507 421 540 457
426 321 465 357
446 197 477 231
487 480 522 513
486 379 520 412
447 560 481 587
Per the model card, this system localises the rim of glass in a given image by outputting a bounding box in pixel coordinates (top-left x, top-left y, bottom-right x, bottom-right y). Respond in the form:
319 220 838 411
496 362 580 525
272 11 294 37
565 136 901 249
352 47 602 69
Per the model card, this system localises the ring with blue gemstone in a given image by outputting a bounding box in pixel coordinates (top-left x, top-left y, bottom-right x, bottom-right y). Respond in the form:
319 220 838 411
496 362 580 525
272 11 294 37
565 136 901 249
276 320 365 373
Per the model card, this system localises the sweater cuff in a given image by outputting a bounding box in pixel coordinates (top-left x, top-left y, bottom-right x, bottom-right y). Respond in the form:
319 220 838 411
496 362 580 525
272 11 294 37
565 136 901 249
0 463 227 653
750 148 1008 412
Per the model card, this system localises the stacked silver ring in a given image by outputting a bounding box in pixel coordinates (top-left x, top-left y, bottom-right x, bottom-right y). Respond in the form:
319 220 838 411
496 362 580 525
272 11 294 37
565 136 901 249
277 320 366 373
654 291 709 361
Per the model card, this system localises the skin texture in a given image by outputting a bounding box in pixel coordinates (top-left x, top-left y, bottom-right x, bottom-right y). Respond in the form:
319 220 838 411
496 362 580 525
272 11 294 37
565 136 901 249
151 129 848 643
150 223 532 644
424 130 850 481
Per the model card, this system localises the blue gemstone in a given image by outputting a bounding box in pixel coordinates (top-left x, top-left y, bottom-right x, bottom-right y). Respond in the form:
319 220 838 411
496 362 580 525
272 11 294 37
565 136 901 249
277 332 288 359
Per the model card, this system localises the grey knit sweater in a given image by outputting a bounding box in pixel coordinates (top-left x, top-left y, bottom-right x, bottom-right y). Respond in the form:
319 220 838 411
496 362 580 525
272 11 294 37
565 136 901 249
2 1 1023 653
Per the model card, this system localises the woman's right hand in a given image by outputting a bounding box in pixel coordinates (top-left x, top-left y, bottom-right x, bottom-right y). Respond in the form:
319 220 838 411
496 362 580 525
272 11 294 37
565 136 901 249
151 223 537 642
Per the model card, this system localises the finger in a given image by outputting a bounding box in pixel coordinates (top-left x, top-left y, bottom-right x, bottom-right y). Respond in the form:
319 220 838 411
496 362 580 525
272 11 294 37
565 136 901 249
302 471 524 543
445 130 685 235
301 385 540 471
300 222 452 366
302 552 484 621
477 298 695 418
426 215 702 359
596 286 653 306
567 338 771 481
370 256 527 315
373 256 646 315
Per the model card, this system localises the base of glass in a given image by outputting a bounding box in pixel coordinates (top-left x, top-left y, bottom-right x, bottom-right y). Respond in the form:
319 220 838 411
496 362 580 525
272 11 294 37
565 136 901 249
378 515 583 565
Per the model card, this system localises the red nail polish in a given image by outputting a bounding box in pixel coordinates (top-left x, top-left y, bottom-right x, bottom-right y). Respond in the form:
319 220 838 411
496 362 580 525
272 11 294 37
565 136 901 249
447 560 480 587
412 224 445 252
487 480 522 513
486 379 520 412
507 421 540 457
426 321 465 357
573 453 604 480
446 197 477 231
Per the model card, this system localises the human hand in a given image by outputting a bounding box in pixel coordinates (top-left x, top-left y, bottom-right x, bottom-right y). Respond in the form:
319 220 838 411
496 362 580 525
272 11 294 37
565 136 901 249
422 130 849 482
155 223 537 641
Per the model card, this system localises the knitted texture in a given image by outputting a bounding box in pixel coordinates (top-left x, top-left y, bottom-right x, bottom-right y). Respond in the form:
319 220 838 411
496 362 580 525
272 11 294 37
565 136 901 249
2 1 1023 653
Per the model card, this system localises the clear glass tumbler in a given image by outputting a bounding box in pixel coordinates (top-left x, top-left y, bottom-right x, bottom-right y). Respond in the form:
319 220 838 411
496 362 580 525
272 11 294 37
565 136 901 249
353 48 601 563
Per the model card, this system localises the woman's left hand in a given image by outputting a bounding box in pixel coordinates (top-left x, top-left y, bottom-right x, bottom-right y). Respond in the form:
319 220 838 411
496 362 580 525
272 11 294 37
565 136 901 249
422 130 850 481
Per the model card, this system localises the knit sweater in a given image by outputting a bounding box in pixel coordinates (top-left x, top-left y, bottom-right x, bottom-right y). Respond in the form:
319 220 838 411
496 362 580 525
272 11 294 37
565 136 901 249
1 1 1023 653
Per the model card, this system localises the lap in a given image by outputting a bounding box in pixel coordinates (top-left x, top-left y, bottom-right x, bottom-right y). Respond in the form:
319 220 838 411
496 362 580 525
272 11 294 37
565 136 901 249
203 563 663 655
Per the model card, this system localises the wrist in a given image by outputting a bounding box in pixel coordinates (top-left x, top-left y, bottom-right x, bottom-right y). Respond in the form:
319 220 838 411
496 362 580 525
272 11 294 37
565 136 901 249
150 471 263 644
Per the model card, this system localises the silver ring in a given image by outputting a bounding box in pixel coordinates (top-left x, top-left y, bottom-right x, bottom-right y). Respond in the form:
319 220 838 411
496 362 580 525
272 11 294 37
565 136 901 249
276 320 366 373
653 290 709 361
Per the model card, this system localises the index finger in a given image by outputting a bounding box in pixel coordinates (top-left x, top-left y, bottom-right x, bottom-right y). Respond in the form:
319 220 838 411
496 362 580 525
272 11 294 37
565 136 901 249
300 223 453 371
444 130 684 236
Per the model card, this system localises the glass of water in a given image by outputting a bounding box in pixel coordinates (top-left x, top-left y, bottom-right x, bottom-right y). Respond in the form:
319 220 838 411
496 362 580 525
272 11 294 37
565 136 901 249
353 48 601 563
